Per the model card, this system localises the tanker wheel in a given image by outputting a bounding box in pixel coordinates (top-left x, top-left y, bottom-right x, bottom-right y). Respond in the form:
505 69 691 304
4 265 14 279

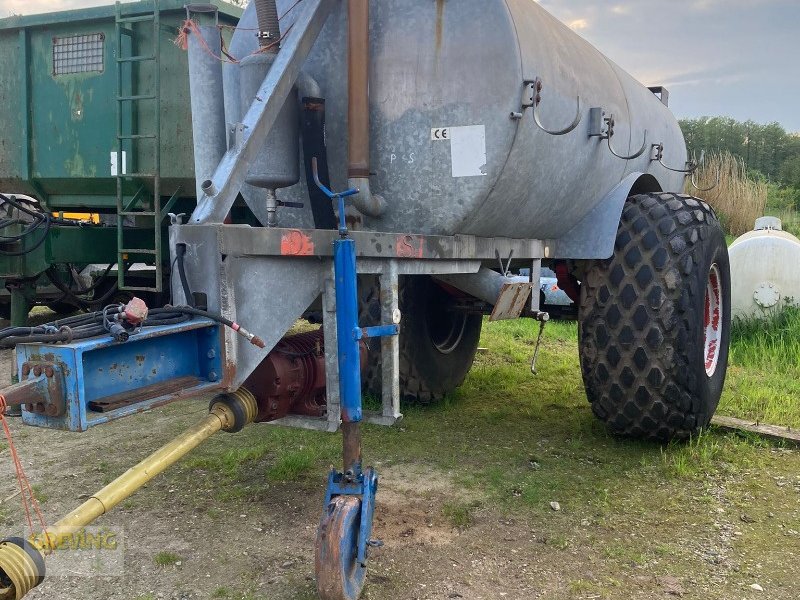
578 192 730 441
360 276 482 404
315 496 366 600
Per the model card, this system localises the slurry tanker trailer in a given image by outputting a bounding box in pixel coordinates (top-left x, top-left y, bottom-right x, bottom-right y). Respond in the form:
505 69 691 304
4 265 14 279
0 1 730 598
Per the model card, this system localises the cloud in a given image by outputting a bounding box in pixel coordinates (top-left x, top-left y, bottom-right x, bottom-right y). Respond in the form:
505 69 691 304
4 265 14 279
567 18 589 30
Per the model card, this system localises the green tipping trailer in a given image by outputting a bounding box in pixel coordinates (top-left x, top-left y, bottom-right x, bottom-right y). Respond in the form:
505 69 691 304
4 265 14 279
0 0 241 324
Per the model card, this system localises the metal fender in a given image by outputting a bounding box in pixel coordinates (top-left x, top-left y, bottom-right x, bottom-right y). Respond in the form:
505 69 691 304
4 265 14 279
547 173 663 260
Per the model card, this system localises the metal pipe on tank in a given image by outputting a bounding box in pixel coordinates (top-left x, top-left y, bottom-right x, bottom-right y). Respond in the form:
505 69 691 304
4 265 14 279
347 0 385 218
188 25 227 200
435 268 529 306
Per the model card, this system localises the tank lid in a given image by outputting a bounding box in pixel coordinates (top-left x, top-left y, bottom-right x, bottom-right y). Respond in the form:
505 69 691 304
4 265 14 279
754 216 782 231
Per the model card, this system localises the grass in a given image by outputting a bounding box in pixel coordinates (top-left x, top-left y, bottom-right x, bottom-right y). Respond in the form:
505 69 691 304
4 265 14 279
441 499 481 529
689 151 768 236
134 312 800 597
719 306 800 427
176 313 799 519
153 551 182 567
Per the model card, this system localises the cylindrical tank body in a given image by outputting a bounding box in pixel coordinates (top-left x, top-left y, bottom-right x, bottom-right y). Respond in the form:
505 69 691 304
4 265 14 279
728 218 800 319
246 0 688 237
238 53 300 190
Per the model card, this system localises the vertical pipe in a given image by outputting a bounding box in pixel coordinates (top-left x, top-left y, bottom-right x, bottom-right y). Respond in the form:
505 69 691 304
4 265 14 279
188 25 227 200
347 0 385 218
347 0 370 180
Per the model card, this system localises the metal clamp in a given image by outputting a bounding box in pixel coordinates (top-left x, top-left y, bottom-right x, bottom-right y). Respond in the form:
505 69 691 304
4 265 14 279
512 78 582 136
589 107 648 160
651 143 698 174
311 157 359 236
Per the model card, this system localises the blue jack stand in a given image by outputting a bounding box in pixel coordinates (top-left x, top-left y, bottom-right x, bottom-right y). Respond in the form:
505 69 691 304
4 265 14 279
311 160 398 600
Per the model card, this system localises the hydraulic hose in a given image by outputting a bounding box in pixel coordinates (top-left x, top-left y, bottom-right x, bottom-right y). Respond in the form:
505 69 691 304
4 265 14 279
0 303 264 349
254 0 280 50
175 244 195 308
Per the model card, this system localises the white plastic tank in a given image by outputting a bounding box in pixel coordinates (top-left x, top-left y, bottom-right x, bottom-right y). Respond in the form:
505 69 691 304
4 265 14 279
728 217 800 319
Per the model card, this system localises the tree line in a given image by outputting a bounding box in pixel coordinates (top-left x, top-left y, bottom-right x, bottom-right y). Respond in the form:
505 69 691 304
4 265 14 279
680 117 800 191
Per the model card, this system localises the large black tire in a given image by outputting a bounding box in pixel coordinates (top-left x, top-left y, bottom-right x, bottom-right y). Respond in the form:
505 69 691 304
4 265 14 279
361 276 482 404
579 192 731 441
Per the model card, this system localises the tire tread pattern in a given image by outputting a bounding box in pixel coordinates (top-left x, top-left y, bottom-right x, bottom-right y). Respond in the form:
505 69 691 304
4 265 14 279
579 192 723 440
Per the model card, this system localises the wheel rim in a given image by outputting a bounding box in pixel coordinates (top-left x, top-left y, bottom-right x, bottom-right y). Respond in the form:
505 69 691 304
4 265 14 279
703 263 723 377
427 300 467 354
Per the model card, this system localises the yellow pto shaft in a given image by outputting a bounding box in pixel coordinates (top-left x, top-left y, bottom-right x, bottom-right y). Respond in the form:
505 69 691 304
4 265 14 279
0 389 257 600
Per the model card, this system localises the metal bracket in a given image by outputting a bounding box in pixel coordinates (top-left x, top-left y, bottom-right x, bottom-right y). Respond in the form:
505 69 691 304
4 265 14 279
512 78 582 136
323 467 380 567
489 283 534 321
690 165 721 192
589 107 648 160
651 143 698 174
647 86 669 107
17 362 66 417
495 248 514 277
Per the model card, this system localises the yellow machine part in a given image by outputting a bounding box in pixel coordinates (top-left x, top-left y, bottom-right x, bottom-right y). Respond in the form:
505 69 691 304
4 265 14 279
52 212 100 224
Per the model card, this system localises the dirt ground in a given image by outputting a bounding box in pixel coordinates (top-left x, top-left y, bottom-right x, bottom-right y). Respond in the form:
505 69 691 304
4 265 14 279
0 338 797 600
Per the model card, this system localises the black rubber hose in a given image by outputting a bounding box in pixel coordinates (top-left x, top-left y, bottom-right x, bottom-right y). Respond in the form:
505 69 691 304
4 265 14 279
254 0 280 49
44 266 121 310
0 302 260 348
175 245 195 308
301 97 337 230
0 216 50 256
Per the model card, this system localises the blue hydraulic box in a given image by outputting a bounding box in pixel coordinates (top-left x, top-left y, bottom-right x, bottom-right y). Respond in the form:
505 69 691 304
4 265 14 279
15 319 224 431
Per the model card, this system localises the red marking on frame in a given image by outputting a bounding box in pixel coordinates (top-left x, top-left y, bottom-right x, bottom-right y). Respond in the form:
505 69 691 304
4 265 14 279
396 234 424 259
281 230 315 256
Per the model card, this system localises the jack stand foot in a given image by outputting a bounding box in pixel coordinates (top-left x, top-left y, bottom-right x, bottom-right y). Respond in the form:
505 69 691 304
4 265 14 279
316 496 365 600
315 468 379 600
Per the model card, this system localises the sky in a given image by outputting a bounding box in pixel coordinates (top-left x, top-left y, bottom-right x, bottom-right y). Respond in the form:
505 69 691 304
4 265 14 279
2 0 799 132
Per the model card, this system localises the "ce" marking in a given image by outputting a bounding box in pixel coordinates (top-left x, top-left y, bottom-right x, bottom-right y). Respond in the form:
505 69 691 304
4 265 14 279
430 127 449 141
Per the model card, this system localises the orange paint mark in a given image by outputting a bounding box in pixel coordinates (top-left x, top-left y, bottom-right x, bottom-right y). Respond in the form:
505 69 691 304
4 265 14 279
281 230 315 256
395 235 424 259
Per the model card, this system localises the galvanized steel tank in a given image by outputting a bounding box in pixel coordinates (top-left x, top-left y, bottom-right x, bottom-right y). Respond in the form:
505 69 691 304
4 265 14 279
728 217 800 319
233 0 687 238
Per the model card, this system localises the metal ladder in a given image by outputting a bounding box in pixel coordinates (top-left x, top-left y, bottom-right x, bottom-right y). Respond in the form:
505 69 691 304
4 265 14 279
114 0 164 293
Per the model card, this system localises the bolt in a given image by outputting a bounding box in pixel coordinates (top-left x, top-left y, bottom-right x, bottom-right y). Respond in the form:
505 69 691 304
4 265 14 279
44 366 54 378
208 371 218 382
207 349 216 359
33 366 42 377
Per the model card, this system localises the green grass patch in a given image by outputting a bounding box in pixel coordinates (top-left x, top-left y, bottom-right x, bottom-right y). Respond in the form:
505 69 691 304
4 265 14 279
441 499 480 529
153 551 181 567
719 306 800 427
265 448 315 481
